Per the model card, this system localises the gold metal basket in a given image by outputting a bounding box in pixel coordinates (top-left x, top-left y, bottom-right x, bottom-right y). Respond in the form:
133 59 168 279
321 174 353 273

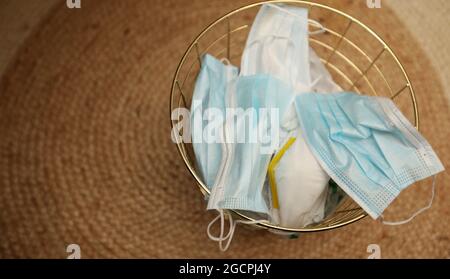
170 1 418 233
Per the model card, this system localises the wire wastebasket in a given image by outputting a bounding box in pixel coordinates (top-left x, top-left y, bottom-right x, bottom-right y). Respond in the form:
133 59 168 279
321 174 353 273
170 0 418 233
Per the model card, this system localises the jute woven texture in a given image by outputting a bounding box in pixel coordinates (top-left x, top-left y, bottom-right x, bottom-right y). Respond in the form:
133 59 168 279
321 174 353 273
0 0 448 258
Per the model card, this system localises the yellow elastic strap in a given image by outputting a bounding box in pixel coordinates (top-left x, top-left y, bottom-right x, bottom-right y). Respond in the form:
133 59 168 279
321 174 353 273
268 137 296 209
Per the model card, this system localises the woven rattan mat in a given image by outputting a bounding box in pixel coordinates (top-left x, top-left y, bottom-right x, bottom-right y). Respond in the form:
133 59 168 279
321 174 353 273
0 0 449 258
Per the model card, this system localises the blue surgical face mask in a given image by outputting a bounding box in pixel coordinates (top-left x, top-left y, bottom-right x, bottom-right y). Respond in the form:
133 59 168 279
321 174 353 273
204 73 295 251
190 54 238 189
295 92 444 219
207 74 295 214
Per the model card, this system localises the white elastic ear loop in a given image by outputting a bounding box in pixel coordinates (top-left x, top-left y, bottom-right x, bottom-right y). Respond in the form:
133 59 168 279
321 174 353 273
265 3 326 35
310 75 322 90
220 58 231 65
207 210 267 251
308 19 326 35
381 175 437 226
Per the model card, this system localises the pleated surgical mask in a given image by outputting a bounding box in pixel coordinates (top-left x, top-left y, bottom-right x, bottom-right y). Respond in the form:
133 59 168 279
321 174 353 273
295 92 445 220
190 54 238 189
206 73 295 251
207 74 295 214
241 3 312 92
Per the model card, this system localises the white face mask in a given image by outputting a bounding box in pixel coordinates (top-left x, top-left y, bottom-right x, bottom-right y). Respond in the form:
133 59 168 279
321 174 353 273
309 47 342 93
240 4 336 228
241 4 312 91
268 46 344 228
268 132 330 228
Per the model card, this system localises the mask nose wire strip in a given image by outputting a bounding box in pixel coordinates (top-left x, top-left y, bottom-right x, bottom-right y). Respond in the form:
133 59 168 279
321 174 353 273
265 3 326 35
380 175 437 226
207 210 268 251
268 137 297 209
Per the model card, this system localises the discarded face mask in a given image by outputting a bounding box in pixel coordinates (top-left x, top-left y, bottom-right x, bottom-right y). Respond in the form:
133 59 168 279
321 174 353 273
267 132 330 228
207 74 295 214
240 3 334 228
190 54 238 189
206 73 295 251
309 47 342 93
295 92 445 222
280 47 342 135
241 3 326 92
190 53 297 249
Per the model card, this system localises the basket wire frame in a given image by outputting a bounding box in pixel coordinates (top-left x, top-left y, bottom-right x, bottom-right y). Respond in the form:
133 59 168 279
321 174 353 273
170 0 418 233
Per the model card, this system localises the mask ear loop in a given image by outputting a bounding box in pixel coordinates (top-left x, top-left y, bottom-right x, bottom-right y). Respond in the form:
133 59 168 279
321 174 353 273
380 175 437 226
221 58 231 65
308 19 326 35
207 58 267 251
207 210 267 251
310 74 323 90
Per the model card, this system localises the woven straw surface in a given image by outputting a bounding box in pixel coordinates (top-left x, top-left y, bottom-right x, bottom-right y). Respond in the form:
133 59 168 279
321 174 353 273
0 0 449 258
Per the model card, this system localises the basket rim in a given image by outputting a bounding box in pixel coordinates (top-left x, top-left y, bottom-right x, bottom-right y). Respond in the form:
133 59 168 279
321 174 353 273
169 0 418 232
